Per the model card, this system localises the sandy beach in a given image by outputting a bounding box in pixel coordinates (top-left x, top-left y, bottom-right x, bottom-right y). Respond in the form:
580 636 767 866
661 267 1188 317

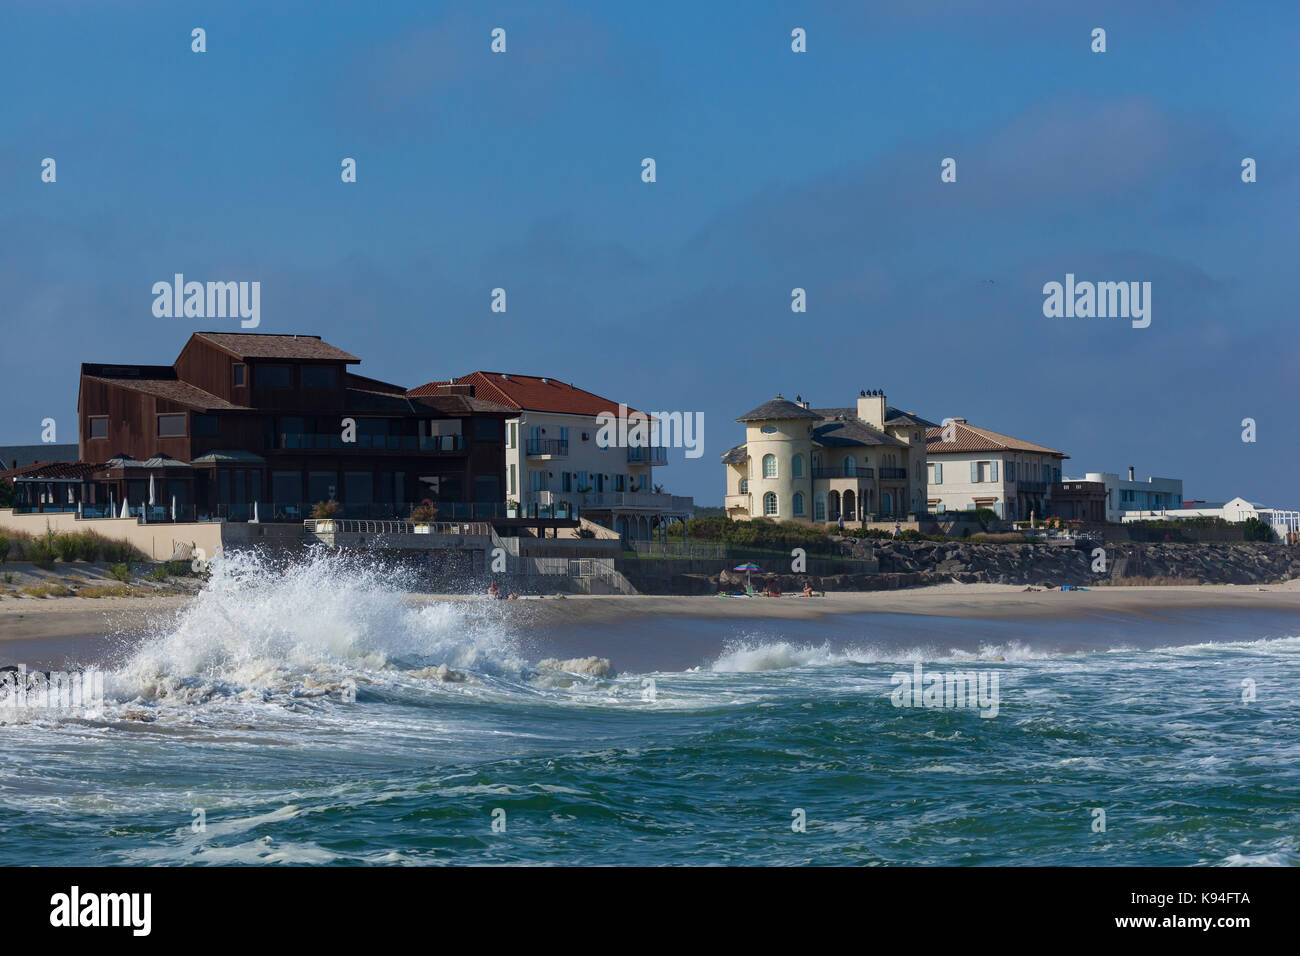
6 581 1300 644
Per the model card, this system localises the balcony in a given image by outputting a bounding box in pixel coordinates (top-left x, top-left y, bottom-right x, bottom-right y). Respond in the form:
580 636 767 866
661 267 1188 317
811 466 875 480
1016 480 1048 494
879 467 907 480
627 447 668 465
525 489 687 513
525 439 569 458
273 433 464 454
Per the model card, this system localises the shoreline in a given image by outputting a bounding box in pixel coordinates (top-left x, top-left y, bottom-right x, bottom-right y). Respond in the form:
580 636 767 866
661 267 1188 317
5 582 1300 644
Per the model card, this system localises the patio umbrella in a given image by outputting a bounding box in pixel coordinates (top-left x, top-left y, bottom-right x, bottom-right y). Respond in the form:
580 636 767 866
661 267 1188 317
171 495 177 521
120 498 129 519
733 563 763 589
148 475 156 506
251 501 260 523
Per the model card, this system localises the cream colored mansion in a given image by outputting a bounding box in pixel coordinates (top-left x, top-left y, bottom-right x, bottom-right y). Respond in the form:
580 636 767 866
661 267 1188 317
722 390 933 523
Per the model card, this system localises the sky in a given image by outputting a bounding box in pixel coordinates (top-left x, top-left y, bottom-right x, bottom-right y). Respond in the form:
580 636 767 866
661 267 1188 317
2 0 1297 506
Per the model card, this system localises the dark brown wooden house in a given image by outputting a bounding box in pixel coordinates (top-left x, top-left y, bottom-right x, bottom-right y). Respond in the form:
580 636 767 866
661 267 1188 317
5 332 512 521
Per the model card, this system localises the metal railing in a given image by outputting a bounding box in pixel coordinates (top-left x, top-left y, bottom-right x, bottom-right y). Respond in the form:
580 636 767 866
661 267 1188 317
305 518 491 536
627 447 668 465
811 467 875 480
273 433 465 453
879 467 907 479
525 439 568 457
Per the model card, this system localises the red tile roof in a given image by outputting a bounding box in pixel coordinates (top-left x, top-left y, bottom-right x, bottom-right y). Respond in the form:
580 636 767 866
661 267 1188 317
926 421 1067 457
409 372 635 417
195 332 359 362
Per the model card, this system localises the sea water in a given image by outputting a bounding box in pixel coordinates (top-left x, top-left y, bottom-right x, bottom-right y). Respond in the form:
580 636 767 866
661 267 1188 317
1 550 1297 866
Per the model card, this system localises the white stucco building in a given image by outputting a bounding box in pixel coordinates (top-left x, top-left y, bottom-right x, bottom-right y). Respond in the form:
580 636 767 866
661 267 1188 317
411 371 693 538
722 389 933 522
1123 496 1300 541
1064 467 1183 522
924 418 1067 520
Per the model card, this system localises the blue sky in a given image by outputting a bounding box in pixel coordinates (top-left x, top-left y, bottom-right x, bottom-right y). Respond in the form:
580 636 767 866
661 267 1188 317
2 0 1297 505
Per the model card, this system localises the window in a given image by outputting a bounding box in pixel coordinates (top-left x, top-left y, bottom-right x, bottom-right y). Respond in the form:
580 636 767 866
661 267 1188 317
232 364 246 388
158 413 186 438
763 492 778 516
932 462 943 484
475 418 502 439
793 492 805 516
844 457 856 477
615 474 625 492
474 475 500 503
792 455 804 479
308 471 337 503
529 470 546 491
562 472 572 493
761 425 777 434
508 422 517 449
258 365 292 388
739 478 749 494
814 493 826 522
193 414 219 437
89 416 108 440
301 365 339 389
272 470 301 504
762 454 777 478
509 464 516 495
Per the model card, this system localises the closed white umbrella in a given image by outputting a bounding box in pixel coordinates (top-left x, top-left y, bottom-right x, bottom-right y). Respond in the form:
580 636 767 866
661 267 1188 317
120 498 129 519
251 501 260 524
171 495 177 521
148 475 156 506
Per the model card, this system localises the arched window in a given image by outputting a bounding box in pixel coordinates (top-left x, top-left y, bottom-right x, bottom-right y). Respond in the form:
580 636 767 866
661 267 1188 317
792 454 804 479
814 493 826 522
793 492 805 516
828 490 841 521
763 492 778 516
762 454 777 478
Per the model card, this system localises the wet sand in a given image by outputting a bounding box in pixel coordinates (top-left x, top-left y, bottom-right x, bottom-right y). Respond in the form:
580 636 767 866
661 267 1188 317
6 582 1300 646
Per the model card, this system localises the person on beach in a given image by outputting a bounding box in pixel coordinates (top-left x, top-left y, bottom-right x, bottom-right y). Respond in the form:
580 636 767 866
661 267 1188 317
488 581 501 599
802 581 813 597
838 514 845 532
893 521 901 540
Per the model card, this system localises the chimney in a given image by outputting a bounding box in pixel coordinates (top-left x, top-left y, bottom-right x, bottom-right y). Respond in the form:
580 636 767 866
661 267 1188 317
796 394 810 409
1128 466 1135 481
856 389 886 429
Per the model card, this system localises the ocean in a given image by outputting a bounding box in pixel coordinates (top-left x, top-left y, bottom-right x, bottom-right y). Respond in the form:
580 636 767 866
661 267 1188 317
2 551 1297 866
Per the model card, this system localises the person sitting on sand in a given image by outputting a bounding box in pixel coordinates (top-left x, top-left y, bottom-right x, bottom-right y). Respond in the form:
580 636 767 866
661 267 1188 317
802 581 813 597
766 579 782 597
508 591 519 600
488 581 501 599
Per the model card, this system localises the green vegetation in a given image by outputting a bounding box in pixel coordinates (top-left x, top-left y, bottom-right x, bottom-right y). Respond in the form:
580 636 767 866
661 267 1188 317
1242 517 1276 542
21 582 74 598
107 563 132 583
79 584 138 598
27 530 57 569
0 481 12 509
680 516 840 551
0 536 9 564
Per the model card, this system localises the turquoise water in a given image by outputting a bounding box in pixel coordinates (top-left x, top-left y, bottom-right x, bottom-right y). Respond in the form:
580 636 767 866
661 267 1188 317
2 552 1297 866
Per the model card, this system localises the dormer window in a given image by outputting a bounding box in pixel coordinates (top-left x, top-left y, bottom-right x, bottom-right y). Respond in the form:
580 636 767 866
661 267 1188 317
232 363 247 388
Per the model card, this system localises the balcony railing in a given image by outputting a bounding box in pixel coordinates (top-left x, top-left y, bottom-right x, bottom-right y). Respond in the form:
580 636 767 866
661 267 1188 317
273 433 465 453
525 439 569 457
811 467 875 480
627 447 669 465
526 490 687 513
1016 480 1048 494
879 467 908 480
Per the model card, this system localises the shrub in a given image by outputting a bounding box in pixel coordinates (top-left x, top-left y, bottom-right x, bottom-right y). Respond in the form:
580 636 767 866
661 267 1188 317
0 536 8 563
79 584 135 598
54 534 80 562
101 541 139 563
107 563 132 583
28 532 57 569
409 501 438 523
312 499 343 519
75 533 101 562
147 564 171 582
1242 517 1276 542
21 582 74 598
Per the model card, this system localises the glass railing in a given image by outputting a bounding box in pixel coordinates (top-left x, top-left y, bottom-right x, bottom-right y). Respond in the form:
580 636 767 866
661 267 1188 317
627 447 669 464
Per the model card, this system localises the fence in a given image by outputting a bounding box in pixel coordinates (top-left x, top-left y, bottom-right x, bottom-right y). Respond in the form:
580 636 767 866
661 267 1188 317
304 519 491 536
